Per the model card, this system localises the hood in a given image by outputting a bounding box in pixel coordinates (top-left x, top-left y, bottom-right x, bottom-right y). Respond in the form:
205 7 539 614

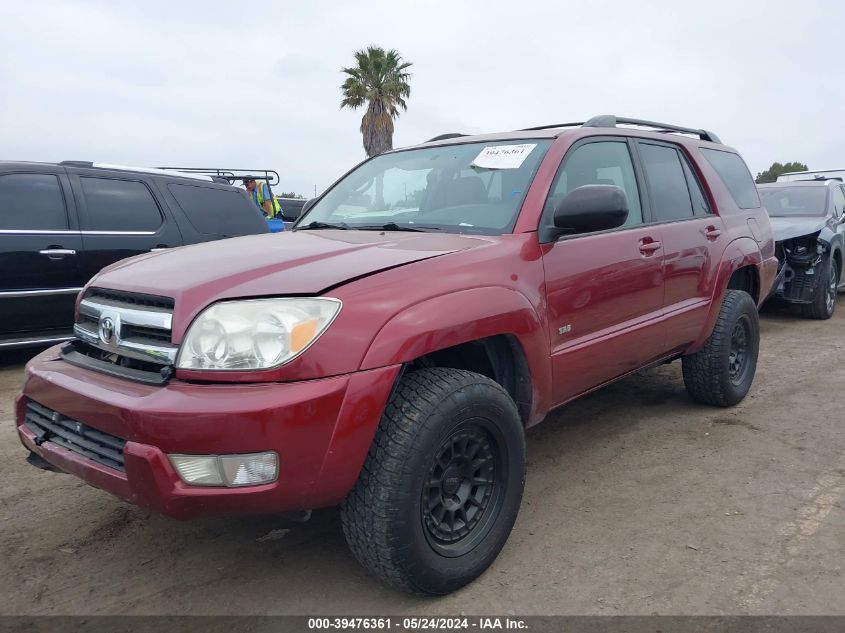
770 216 828 242
92 230 492 303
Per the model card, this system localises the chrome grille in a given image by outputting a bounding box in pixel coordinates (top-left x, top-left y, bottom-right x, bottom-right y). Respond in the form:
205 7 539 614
87 288 174 310
24 401 127 471
73 288 177 365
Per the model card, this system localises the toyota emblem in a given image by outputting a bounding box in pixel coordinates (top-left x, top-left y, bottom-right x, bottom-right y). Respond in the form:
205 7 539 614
100 317 116 343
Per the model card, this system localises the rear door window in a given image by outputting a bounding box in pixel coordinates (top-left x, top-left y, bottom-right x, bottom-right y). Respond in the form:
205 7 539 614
168 184 264 235
78 178 163 231
638 143 694 222
0 173 68 230
700 148 761 209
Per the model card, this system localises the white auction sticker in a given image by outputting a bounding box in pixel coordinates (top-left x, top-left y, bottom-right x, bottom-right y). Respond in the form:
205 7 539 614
471 143 537 169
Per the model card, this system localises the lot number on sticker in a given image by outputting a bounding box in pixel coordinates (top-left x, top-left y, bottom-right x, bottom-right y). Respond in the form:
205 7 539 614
472 144 537 169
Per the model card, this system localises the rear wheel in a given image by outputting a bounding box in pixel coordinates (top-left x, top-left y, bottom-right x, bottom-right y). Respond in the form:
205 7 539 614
802 255 839 320
682 289 760 407
341 368 525 595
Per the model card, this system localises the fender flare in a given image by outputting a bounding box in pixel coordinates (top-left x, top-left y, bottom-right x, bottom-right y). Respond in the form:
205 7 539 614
688 237 764 353
360 286 552 424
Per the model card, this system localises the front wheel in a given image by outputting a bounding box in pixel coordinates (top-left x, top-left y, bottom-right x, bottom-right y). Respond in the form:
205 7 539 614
802 255 839 320
682 289 760 407
341 368 525 595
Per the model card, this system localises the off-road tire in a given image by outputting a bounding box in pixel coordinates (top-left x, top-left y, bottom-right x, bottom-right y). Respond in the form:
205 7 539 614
341 368 525 595
682 289 760 407
801 255 839 320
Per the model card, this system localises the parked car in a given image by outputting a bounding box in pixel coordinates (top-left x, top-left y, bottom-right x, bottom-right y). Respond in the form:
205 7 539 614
155 169 302 232
0 161 268 349
759 179 845 318
16 116 777 595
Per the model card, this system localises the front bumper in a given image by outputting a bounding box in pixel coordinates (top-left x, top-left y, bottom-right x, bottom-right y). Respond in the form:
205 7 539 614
771 240 826 304
16 346 400 519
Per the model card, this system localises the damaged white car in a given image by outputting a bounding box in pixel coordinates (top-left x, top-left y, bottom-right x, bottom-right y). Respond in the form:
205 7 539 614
760 179 845 319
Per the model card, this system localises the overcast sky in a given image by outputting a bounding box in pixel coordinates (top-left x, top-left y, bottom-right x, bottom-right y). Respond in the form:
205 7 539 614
1 0 842 196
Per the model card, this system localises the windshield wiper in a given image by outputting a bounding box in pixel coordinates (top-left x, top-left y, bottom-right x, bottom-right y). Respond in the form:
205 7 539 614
298 221 352 230
356 222 442 233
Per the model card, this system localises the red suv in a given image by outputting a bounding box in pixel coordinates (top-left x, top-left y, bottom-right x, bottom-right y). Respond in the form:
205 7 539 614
16 116 778 595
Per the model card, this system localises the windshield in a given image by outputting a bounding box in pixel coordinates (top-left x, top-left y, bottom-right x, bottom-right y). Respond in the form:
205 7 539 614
760 187 829 217
298 139 552 234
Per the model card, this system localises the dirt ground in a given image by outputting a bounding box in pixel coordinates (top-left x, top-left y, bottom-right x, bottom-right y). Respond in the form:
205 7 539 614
0 301 843 616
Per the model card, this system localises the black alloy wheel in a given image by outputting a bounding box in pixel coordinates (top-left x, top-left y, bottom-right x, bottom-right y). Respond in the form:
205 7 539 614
682 289 760 407
341 368 525 595
422 426 503 557
727 316 752 387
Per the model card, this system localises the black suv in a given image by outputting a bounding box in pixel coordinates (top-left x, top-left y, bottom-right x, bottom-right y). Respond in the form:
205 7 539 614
760 178 845 319
0 161 269 349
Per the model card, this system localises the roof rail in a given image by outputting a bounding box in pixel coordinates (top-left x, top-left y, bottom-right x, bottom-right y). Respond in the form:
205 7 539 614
583 115 722 143
521 122 586 131
781 169 845 176
426 133 468 142
519 116 721 143
157 167 280 186
796 176 844 183
59 160 94 167
59 161 214 181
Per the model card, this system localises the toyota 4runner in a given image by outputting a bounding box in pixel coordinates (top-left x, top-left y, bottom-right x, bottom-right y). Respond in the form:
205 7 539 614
15 115 778 595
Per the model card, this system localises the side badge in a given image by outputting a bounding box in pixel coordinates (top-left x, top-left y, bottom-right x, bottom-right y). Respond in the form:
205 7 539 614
558 324 572 335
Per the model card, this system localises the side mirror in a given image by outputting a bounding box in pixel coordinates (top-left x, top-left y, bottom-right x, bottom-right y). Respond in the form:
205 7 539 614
553 185 629 234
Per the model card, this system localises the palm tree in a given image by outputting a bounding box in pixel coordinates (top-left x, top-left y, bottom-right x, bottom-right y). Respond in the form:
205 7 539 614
340 46 412 158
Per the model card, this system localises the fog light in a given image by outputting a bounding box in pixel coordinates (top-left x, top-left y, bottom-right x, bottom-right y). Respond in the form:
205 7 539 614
220 453 278 486
169 455 222 486
169 452 278 487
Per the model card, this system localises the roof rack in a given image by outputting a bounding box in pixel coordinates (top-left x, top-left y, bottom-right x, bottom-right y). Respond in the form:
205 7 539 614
782 168 845 176
521 122 587 131
59 161 215 182
584 115 721 143
426 133 468 142
522 115 722 143
157 167 280 186
797 176 844 183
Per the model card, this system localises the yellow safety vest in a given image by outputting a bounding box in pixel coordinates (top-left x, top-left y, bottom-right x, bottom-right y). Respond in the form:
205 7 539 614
255 181 282 218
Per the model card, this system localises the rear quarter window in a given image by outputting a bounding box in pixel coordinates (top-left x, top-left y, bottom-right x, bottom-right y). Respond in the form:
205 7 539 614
79 177 163 231
168 184 267 236
700 148 760 210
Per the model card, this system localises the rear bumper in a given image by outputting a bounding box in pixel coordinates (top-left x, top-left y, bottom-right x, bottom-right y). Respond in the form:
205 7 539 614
16 346 400 519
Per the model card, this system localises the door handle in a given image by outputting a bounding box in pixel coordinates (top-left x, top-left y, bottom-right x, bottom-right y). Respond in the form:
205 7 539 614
638 240 662 255
702 226 722 240
39 249 77 259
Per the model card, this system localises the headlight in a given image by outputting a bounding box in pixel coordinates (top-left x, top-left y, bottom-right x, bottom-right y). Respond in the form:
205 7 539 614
176 298 341 370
